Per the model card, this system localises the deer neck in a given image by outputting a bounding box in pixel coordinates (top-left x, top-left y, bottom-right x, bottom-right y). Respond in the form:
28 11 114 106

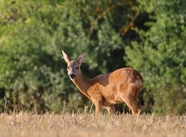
72 70 91 99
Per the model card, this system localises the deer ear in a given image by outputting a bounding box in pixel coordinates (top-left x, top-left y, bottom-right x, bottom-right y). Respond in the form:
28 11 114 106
62 50 71 63
77 52 87 64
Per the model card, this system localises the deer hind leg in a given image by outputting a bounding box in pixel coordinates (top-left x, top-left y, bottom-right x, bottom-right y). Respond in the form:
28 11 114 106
135 88 142 114
122 87 141 115
123 97 140 115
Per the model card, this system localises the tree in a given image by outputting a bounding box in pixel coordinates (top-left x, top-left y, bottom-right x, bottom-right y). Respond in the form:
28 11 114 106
0 0 138 113
126 0 186 114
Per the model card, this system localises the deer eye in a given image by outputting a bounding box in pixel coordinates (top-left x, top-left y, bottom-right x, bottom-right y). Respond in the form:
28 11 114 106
76 67 79 70
67 66 69 70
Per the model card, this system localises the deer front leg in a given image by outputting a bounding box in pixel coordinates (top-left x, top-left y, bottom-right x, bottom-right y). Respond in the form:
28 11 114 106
94 102 102 115
105 105 115 115
91 96 102 115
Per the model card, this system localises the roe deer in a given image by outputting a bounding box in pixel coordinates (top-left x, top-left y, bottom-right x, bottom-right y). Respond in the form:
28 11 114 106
62 50 143 115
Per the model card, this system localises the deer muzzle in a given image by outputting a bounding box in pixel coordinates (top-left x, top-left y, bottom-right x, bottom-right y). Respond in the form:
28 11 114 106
69 74 76 80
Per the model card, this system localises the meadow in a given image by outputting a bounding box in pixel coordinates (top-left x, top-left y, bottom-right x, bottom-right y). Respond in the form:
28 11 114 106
0 112 186 137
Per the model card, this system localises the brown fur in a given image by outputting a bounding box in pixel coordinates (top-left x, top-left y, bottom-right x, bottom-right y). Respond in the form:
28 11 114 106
62 50 143 115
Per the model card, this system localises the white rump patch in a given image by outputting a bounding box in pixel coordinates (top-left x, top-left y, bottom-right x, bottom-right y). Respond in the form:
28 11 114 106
132 79 142 87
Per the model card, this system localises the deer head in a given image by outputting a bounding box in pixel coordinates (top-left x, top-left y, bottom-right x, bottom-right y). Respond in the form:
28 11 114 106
62 50 87 80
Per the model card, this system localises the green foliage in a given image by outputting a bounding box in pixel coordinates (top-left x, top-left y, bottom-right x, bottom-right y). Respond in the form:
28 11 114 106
126 0 186 114
0 0 135 113
1 0 185 115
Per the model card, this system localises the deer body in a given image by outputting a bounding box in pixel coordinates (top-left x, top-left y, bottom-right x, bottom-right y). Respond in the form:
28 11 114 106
62 50 143 115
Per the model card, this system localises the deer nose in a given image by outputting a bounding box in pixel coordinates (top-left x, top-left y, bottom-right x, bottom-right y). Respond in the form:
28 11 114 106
69 74 76 79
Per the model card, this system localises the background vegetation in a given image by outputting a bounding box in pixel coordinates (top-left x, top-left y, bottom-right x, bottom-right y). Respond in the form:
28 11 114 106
0 0 186 114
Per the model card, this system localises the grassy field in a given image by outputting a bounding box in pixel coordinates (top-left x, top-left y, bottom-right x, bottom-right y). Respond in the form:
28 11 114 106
0 112 186 137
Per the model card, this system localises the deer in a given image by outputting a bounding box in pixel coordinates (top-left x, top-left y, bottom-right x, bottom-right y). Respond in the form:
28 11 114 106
62 50 143 115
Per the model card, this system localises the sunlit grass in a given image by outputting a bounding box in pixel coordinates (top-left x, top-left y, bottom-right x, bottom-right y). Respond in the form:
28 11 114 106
0 112 186 137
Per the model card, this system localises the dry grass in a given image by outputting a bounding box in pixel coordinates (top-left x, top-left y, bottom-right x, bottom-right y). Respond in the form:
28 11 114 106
0 112 186 137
